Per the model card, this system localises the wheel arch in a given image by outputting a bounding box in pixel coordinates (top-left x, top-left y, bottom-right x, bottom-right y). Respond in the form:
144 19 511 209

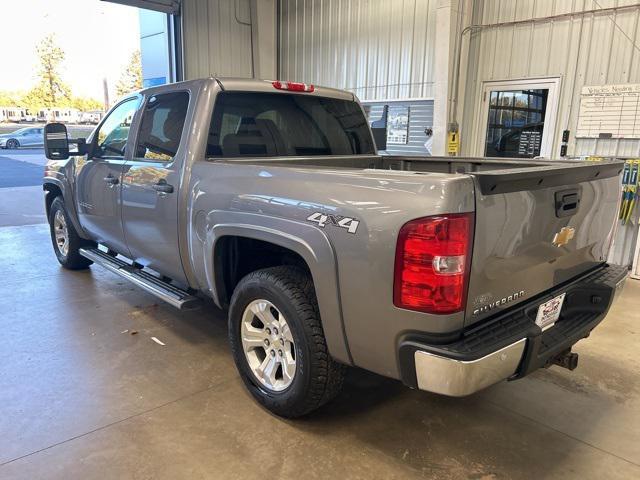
43 178 87 238
203 215 352 365
213 235 311 307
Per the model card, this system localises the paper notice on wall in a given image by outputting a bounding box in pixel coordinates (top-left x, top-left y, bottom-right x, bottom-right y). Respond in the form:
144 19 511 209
576 84 640 139
518 130 542 156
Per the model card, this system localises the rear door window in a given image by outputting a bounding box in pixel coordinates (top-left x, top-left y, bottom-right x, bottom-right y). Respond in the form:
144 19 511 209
135 91 190 161
207 92 375 157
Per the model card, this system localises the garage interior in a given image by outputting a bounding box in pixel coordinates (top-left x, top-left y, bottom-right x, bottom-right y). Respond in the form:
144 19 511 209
1 0 640 479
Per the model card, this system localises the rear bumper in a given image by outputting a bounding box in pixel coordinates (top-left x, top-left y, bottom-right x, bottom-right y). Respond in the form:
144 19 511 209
399 264 628 396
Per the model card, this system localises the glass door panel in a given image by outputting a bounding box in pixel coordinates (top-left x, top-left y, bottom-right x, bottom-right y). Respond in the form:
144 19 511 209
484 88 548 158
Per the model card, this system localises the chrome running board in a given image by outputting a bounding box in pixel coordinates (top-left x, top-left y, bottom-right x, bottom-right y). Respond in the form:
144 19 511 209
79 248 201 310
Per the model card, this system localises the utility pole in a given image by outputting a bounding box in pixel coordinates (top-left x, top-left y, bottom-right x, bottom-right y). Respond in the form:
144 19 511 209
103 77 110 110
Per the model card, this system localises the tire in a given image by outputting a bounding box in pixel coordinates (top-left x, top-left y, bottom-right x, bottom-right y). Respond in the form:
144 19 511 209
5 139 19 149
48 196 95 270
229 266 346 418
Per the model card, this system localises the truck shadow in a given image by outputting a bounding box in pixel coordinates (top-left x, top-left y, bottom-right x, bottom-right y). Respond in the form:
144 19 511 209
287 366 626 478
114 292 627 478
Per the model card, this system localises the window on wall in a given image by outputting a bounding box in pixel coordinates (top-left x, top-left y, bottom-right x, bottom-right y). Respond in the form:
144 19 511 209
484 89 548 158
386 105 410 145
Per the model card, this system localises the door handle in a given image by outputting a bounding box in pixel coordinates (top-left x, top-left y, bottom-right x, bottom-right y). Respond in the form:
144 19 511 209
152 180 174 194
103 175 119 185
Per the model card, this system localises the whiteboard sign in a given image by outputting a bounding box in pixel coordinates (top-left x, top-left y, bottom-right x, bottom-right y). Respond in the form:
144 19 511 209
576 84 640 139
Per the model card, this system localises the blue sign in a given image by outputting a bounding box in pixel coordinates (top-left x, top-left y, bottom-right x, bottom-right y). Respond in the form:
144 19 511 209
143 77 167 88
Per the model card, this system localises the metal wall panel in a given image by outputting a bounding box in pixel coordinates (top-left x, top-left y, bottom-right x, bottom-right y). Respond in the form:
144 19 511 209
279 0 437 101
461 0 640 267
182 0 253 80
363 100 434 155
462 0 640 159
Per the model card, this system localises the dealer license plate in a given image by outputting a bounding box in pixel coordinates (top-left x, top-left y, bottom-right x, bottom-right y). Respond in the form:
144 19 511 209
535 293 566 330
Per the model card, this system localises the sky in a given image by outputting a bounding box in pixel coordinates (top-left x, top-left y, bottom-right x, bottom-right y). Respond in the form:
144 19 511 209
0 0 140 101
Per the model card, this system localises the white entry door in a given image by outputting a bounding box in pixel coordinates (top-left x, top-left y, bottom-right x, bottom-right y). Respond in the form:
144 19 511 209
477 77 561 159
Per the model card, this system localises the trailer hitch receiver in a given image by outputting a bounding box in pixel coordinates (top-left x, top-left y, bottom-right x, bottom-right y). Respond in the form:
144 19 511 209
548 348 579 371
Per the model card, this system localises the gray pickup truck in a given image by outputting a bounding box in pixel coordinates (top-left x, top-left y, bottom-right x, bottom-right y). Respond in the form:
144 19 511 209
42 78 628 417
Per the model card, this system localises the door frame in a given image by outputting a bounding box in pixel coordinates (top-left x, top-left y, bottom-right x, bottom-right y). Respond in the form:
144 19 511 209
476 76 562 159
632 223 640 280
120 88 193 284
75 95 143 256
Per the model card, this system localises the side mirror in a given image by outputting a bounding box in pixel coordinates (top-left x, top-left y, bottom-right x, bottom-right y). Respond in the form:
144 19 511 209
44 123 89 159
44 123 69 160
74 138 89 156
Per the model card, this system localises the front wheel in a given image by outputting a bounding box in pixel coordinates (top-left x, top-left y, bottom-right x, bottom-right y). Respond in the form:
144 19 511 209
229 266 346 417
5 139 19 149
48 197 95 269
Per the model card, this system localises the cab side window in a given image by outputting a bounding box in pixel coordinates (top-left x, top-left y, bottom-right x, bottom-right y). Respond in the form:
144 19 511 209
135 92 189 161
94 98 139 159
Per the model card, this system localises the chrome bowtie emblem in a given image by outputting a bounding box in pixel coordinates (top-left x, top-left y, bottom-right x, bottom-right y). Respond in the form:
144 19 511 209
553 226 575 247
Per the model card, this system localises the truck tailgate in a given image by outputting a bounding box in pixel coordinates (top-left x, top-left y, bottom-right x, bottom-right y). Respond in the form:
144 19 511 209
465 160 623 326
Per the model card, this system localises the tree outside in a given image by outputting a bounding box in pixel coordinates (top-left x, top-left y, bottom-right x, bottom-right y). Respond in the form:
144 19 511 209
0 91 22 107
0 34 103 113
115 50 143 98
71 96 103 112
0 34 140 116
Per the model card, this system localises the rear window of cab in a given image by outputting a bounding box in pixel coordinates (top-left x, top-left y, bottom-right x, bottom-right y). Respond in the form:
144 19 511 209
206 92 375 158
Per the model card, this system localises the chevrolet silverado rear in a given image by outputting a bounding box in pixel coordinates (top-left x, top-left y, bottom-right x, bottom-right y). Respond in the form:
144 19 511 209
43 77 628 417
206 153 627 397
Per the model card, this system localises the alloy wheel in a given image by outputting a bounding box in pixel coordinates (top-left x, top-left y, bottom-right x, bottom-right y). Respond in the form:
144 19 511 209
53 210 69 257
241 299 296 392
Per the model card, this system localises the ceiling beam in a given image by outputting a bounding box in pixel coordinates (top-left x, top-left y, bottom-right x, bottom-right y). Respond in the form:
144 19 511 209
101 0 180 15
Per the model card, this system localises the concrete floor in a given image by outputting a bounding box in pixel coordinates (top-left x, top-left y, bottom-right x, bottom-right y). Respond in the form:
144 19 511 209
0 186 47 226
0 224 639 480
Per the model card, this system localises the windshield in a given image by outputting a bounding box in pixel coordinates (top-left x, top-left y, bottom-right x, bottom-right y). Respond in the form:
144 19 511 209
207 92 375 158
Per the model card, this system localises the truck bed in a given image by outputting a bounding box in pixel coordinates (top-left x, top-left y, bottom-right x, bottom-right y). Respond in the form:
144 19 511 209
222 155 622 192
217 154 624 327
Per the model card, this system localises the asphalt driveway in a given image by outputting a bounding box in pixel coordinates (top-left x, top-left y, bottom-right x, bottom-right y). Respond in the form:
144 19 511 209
0 156 44 188
0 148 47 225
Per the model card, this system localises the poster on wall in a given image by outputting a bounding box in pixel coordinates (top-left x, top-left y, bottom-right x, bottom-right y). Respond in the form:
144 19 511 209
576 84 640 139
386 106 409 145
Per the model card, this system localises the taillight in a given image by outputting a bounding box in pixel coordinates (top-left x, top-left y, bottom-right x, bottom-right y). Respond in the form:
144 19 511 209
394 213 474 314
272 80 315 92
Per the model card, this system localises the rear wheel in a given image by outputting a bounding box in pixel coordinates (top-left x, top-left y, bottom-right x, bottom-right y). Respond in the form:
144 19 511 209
229 266 345 417
48 197 95 270
5 139 19 149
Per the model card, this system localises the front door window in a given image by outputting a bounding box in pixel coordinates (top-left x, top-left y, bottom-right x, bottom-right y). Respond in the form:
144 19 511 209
94 98 140 159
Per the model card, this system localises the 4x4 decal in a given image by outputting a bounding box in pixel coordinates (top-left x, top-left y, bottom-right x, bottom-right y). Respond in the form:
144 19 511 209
306 212 360 234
